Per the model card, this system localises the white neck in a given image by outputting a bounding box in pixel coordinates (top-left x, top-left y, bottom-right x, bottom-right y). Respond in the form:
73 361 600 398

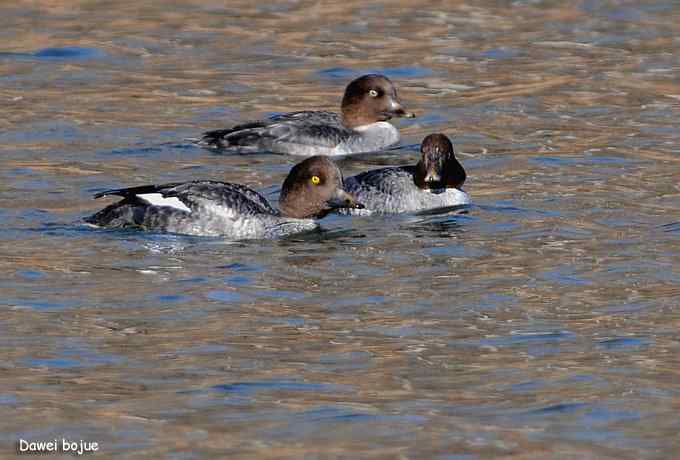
351 122 400 149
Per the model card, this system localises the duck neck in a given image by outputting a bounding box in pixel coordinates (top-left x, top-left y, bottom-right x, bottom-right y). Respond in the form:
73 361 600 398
341 105 379 129
279 193 322 219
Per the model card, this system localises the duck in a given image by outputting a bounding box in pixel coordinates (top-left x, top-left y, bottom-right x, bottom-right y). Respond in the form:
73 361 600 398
341 133 470 215
85 156 363 239
196 74 415 156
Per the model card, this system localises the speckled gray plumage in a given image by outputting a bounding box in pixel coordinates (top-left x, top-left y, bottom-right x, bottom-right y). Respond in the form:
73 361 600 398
199 111 400 156
342 167 470 215
201 112 352 151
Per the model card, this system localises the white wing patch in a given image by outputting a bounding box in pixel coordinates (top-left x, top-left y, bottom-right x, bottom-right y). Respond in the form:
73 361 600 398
138 193 192 213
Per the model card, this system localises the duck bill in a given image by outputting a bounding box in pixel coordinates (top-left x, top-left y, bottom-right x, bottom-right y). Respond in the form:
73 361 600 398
424 170 442 184
424 169 465 191
422 159 444 188
326 188 365 210
383 99 416 119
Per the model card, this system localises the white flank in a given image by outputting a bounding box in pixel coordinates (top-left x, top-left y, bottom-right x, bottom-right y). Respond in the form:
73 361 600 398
138 193 192 213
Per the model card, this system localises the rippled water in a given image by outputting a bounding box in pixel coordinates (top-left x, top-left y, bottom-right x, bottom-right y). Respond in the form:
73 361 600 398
2 1 680 458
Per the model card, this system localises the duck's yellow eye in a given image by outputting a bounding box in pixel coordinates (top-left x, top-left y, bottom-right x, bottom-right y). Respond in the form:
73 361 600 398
311 175 321 185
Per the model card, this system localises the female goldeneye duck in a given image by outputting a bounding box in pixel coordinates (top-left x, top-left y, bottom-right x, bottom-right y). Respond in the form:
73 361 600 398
84 156 364 239
197 74 416 156
341 133 470 215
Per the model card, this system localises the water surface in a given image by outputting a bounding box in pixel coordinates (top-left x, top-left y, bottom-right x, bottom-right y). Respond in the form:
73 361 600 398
2 1 680 458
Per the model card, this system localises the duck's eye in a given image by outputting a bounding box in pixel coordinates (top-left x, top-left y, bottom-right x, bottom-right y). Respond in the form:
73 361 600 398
368 89 378 97
311 175 321 185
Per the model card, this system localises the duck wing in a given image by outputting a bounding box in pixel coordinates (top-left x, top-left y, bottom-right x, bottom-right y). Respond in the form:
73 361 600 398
94 181 276 216
198 111 351 150
345 166 415 195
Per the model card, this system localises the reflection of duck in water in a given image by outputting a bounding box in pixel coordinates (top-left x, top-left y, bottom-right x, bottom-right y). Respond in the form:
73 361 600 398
86 156 363 239
341 133 469 215
196 74 415 156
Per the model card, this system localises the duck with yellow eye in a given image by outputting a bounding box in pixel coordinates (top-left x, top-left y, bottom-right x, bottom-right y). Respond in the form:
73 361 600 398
278 161 362 219
85 156 364 239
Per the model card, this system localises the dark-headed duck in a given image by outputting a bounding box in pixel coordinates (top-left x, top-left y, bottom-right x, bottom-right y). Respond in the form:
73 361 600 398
86 156 363 239
341 133 469 215
197 74 415 156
